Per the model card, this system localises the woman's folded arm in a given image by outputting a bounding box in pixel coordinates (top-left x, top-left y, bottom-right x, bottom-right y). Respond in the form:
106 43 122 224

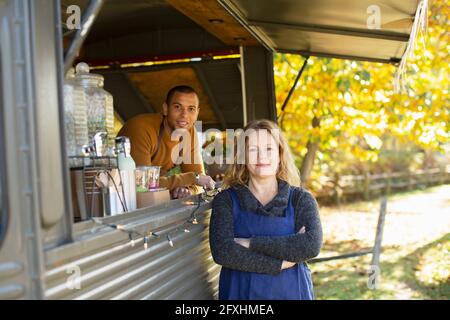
249 189 323 263
210 191 283 275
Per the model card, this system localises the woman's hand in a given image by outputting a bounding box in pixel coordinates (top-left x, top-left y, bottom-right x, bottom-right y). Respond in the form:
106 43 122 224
281 260 296 269
234 238 250 248
234 228 305 269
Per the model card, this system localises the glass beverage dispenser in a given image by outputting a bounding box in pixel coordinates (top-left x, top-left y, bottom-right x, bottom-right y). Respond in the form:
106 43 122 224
74 62 115 159
63 68 89 168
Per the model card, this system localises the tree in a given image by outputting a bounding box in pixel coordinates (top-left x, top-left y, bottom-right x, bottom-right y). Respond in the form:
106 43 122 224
274 0 450 190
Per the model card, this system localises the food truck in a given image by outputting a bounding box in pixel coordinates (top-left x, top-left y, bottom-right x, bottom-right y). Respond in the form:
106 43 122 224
0 0 423 299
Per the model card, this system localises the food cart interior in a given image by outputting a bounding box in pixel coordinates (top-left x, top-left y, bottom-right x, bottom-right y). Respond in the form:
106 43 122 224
57 0 420 234
59 0 280 231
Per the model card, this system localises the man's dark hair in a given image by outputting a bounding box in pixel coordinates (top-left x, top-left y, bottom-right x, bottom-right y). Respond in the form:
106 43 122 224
165 85 198 105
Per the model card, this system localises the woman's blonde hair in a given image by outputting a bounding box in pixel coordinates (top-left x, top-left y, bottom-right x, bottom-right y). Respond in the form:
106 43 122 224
223 119 301 188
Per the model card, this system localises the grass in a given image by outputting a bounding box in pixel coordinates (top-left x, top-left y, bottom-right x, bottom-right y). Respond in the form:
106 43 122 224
310 184 450 300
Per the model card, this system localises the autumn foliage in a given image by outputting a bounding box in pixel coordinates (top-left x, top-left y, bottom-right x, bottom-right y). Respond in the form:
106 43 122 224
274 0 449 191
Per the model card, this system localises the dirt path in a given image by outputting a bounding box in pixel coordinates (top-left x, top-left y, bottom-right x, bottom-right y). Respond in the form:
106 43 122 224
312 184 450 300
319 184 450 250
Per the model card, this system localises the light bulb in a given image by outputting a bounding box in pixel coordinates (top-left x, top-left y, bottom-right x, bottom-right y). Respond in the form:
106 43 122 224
167 235 174 247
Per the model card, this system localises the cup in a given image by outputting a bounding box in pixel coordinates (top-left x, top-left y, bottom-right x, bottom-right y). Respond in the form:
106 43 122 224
136 166 161 191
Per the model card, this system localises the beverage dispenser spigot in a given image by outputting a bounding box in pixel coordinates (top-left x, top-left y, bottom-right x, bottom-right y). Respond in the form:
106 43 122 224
81 144 94 157
93 131 107 157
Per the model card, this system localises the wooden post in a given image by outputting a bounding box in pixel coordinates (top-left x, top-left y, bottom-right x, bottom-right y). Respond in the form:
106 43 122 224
439 166 445 185
368 197 387 289
447 165 450 184
333 172 341 206
363 171 370 201
447 166 450 184
385 173 391 196
407 170 413 191
421 170 426 189
371 197 387 269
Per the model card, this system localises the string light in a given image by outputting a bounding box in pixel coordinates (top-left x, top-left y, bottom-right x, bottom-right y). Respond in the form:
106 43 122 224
129 233 135 247
167 234 174 247
144 236 149 250
90 188 220 251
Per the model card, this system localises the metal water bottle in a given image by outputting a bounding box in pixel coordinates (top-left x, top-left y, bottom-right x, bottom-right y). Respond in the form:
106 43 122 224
115 136 137 213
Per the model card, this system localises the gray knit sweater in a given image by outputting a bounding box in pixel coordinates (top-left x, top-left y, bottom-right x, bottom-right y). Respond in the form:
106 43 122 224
209 180 322 275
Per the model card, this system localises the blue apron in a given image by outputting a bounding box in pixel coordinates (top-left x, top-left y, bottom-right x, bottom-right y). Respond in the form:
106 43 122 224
218 187 314 300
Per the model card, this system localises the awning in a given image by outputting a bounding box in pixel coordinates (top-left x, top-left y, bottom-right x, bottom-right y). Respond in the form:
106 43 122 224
218 0 421 64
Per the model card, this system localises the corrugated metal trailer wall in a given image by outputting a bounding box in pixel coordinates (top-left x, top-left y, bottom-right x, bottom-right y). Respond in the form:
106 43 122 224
0 0 277 299
42 0 225 300
44 199 220 300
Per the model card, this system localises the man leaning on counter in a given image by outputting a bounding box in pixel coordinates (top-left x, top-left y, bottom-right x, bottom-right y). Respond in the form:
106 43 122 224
118 85 215 199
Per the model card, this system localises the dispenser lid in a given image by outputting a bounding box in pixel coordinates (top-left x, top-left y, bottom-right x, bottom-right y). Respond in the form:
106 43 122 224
74 62 104 83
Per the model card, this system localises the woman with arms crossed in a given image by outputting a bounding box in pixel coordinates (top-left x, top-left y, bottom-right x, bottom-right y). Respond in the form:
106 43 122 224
209 119 322 300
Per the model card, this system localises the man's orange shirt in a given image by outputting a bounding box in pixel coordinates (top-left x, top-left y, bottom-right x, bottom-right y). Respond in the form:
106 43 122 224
117 113 205 190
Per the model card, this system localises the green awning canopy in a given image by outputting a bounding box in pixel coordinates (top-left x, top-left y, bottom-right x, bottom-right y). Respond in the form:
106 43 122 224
219 0 421 64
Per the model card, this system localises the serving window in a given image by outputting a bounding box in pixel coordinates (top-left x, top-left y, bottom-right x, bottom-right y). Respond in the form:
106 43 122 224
60 0 245 225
